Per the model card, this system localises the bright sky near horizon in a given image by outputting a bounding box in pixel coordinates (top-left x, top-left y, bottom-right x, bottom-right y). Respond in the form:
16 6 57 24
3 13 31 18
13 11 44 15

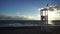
0 0 60 20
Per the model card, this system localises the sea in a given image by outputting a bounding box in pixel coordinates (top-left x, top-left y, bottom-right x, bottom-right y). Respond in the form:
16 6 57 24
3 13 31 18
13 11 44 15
0 20 60 27
0 20 60 34
0 20 58 30
0 20 46 27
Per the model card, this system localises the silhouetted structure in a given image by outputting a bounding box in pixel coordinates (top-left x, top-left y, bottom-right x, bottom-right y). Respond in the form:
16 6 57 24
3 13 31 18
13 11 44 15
40 7 48 24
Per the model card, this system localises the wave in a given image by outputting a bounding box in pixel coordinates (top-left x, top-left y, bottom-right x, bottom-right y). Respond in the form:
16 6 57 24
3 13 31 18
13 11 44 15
0 23 41 27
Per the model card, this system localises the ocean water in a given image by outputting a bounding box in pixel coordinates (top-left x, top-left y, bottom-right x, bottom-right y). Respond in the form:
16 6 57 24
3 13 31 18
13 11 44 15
0 20 60 27
0 20 43 27
0 20 60 32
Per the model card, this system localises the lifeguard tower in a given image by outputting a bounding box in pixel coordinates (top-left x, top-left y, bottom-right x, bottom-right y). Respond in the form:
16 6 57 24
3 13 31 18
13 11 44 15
40 4 59 25
40 7 49 25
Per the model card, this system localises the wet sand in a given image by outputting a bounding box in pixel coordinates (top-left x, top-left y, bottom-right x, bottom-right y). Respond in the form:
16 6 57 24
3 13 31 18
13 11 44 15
0 26 60 34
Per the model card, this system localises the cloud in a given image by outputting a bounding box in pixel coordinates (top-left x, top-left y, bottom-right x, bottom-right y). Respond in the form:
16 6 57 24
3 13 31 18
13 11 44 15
48 5 60 20
0 5 60 20
0 15 28 20
0 14 40 20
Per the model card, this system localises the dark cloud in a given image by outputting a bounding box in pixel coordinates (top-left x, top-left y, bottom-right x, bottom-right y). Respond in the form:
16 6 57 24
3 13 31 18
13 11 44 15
49 5 60 11
0 15 29 20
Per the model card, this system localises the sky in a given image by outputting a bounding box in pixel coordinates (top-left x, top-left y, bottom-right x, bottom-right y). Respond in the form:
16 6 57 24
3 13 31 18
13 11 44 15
0 0 60 20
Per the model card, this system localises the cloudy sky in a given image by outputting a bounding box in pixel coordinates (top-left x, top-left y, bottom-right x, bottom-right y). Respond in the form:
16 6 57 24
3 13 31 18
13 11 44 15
0 0 60 20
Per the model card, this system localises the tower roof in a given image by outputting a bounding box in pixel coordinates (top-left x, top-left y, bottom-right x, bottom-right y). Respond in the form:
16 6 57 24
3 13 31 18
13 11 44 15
40 5 60 11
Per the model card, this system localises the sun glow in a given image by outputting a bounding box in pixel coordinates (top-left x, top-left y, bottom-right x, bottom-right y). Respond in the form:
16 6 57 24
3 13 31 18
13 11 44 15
48 10 58 24
48 11 56 20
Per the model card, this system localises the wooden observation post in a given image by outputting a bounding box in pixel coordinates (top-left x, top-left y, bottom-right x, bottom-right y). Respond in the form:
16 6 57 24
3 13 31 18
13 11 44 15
40 7 49 25
40 5 59 25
